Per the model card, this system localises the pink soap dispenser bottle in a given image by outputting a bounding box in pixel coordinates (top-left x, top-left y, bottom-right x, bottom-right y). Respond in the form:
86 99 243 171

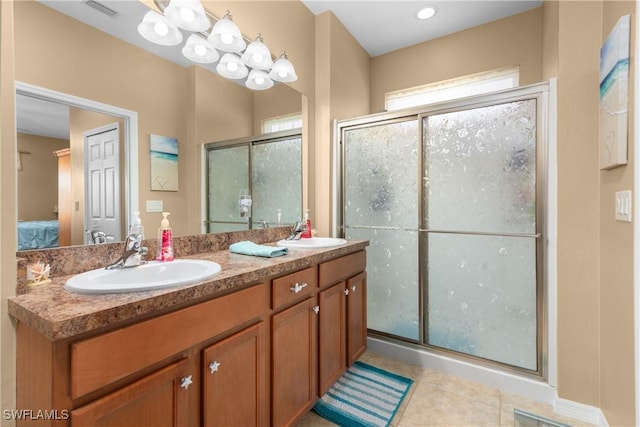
156 212 174 261
301 209 312 239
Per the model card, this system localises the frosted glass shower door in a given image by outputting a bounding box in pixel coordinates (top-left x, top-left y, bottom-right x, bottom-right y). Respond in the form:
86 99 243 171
207 145 249 233
424 99 539 370
251 136 302 226
343 119 420 340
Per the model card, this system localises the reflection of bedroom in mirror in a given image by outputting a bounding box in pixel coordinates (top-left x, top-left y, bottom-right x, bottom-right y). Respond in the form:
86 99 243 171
15 90 133 250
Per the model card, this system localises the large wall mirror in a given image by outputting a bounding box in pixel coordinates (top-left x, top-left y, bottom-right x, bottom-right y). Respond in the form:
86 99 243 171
16 82 139 250
14 0 305 251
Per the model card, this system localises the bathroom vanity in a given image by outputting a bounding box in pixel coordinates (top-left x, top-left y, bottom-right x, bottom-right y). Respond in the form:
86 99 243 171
9 232 367 427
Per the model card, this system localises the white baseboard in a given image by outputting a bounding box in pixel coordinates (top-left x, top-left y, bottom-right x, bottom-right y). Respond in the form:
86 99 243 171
367 337 608 426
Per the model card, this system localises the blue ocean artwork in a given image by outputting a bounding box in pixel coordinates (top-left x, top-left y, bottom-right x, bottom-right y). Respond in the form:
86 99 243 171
599 14 630 170
150 134 179 191
600 58 629 99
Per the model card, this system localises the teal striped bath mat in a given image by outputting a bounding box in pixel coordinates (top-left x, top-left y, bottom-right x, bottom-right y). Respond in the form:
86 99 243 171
313 361 413 427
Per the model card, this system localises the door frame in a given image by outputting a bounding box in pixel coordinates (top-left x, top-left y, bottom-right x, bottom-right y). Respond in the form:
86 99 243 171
14 81 139 235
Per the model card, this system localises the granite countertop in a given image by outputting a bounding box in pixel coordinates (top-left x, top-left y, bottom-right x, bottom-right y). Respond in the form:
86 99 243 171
8 240 368 341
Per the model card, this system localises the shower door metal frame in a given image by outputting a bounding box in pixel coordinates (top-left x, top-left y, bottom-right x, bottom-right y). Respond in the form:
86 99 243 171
204 129 303 231
336 82 549 378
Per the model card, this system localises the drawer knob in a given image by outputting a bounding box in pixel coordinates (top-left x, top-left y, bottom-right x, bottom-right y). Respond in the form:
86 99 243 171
344 289 350 296
351 285 357 292
290 282 308 293
313 305 320 314
209 361 221 374
180 375 193 390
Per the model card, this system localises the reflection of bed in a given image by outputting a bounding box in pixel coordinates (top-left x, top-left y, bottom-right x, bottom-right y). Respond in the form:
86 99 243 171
17 220 59 250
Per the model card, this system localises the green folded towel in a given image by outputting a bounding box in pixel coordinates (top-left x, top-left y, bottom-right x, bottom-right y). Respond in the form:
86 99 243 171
229 241 289 258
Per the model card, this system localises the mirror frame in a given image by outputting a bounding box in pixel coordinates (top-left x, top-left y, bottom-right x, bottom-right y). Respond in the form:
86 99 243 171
15 81 139 241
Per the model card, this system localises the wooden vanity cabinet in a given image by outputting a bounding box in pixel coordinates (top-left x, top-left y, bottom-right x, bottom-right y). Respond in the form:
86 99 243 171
15 248 367 427
270 266 318 427
70 358 190 427
272 297 318 427
317 251 367 396
346 271 367 366
202 322 267 427
16 283 267 427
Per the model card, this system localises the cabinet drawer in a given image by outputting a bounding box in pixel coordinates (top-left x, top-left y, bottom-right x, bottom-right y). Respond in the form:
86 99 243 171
272 267 317 310
71 283 265 399
318 251 366 288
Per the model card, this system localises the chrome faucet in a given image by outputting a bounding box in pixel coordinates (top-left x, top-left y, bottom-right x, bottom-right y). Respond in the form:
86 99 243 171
105 234 148 269
257 220 269 229
286 221 306 240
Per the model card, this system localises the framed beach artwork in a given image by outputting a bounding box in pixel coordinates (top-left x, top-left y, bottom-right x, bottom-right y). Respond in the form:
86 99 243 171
150 134 179 191
599 14 630 170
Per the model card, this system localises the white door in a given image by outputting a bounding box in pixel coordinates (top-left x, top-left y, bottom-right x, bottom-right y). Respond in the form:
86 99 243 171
84 124 121 244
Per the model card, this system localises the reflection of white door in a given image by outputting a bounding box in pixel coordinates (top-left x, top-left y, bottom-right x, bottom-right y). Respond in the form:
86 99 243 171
84 124 120 244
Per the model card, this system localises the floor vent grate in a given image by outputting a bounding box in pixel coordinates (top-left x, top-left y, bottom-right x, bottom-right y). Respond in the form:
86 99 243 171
514 409 571 427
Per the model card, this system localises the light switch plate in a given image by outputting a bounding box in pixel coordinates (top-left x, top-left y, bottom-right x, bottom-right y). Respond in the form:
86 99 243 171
146 200 164 213
615 190 632 222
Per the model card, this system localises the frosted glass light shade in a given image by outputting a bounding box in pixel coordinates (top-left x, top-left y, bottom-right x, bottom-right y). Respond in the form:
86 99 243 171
137 10 183 46
182 34 219 63
216 53 249 79
269 52 297 82
241 35 273 70
164 0 210 32
208 13 246 53
246 69 274 90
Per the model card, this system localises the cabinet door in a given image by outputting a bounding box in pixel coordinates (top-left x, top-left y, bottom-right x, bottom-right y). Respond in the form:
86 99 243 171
272 297 317 427
347 272 367 366
202 322 267 427
71 358 190 427
318 282 346 396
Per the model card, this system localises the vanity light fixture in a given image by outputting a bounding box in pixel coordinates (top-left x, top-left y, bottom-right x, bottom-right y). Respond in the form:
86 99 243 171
208 11 246 53
182 34 219 63
269 52 298 83
246 69 274 90
164 0 210 32
241 34 274 70
416 6 437 20
137 10 183 46
217 53 249 79
139 1 298 88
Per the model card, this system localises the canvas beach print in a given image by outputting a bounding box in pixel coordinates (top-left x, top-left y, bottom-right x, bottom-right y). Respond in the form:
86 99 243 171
150 134 179 191
599 14 630 170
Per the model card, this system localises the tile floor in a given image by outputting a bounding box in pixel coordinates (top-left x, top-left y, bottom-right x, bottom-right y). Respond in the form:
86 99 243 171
297 351 596 427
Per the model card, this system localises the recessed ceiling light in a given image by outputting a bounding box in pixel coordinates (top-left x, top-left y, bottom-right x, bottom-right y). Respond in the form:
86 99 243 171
417 6 437 20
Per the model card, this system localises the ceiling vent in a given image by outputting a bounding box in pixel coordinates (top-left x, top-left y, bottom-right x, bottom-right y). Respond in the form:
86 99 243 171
84 0 119 18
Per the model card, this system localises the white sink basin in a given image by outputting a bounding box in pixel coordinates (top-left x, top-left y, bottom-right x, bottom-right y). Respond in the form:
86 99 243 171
64 259 221 294
277 237 348 249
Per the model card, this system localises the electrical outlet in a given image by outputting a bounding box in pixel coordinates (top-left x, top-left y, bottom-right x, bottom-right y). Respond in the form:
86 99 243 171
615 190 632 222
146 200 163 213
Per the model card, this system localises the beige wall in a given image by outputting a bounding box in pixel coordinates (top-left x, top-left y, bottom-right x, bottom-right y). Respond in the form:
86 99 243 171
599 2 636 425
0 1 16 422
315 12 371 234
554 0 603 408
546 1 636 424
370 8 543 112
16 133 68 221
